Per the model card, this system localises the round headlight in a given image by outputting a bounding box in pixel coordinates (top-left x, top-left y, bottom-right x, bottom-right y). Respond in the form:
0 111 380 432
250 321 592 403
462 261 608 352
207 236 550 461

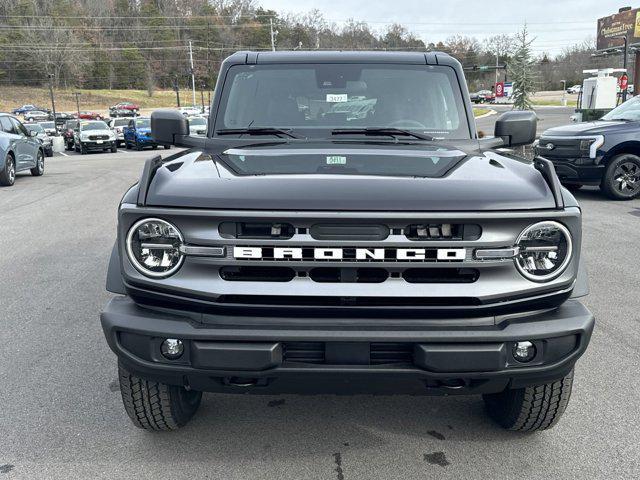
514 221 572 282
126 218 184 278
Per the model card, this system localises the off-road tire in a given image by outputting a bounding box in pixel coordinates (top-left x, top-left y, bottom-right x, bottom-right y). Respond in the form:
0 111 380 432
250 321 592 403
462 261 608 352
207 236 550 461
125 140 131 149
164 145 171 150
601 154 640 200
135 140 143 151
30 150 44 176
118 363 202 431
111 144 118 153
0 153 16 186
482 369 574 431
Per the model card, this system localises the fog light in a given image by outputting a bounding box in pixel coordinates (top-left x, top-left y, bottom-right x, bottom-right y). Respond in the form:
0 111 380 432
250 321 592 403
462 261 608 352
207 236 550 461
512 341 536 363
161 338 184 359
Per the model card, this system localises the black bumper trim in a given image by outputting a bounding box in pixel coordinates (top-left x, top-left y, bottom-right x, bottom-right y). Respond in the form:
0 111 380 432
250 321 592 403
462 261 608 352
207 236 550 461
101 296 594 394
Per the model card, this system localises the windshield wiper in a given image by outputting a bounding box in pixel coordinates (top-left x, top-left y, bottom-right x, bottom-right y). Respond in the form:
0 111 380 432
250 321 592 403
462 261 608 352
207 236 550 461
331 127 435 141
216 127 302 139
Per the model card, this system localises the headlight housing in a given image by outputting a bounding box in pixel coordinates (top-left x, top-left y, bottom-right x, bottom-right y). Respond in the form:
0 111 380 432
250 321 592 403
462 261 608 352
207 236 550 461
514 221 572 282
126 218 184 278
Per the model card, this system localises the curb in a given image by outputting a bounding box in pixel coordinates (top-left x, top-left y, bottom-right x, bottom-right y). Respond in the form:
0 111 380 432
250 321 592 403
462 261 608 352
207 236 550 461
474 109 497 119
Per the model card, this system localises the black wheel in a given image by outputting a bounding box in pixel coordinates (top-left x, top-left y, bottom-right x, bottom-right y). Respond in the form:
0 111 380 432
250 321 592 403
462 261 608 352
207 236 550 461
152 145 158 150
125 140 131 150
164 145 171 150
135 139 143 151
111 144 118 153
80 143 87 155
601 154 640 200
118 363 202 431
562 183 582 192
0 153 16 186
483 369 574 431
30 150 44 176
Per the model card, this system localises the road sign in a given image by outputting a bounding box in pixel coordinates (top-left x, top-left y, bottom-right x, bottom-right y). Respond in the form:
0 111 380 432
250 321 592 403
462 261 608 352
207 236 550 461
496 82 504 97
620 73 629 90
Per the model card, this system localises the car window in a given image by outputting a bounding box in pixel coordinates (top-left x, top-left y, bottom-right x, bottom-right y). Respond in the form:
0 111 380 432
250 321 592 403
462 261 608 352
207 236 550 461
135 119 150 128
10 117 29 136
40 122 55 129
189 117 207 126
113 119 129 127
25 124 44 133
0 117 16 134
80 121 108 131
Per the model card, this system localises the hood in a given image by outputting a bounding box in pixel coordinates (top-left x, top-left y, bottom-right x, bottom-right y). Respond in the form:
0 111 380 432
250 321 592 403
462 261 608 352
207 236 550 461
144 144 555 211
542 120 633 137
82 129 112 136
137 127 151 135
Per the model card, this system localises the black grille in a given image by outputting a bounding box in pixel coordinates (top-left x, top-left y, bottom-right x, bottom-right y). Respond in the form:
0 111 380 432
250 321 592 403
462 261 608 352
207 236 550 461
537 138 581 158
405 223 481 241
403 268 479 283
309 267 388 283
88 134 109 140
216 295 481 307
283 342 325 363
282 342 413 365
219 266 295 282
369 343 413 365
219 222 294 239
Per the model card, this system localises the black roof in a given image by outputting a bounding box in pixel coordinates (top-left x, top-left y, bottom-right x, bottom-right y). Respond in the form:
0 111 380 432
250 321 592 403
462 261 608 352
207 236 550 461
225 50 456 66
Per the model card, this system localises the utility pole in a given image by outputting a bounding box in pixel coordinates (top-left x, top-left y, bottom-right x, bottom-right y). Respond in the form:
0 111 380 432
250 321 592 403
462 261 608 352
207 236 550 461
612 35 629 102
200 83 206 113
495 53 499 89
73 92 81 116
270 18 277 51
48 73 57 127
173 76 181 108
189 40 197 108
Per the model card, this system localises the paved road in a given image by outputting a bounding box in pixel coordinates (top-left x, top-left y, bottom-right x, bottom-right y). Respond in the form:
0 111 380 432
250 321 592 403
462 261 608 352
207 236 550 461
475 105 575 136
1 150 639 479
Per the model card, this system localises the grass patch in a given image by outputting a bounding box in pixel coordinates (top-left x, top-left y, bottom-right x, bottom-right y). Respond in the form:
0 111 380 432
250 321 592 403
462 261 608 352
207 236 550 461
473 108 491 117
531 99 577 107
0 86 196 114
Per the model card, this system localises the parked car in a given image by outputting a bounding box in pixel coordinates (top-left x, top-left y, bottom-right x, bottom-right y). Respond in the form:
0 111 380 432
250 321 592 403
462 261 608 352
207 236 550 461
24 110 51 122
536 95 640 199
24 123 54 157
77 111 103 120
108 117 130 146
12 104 41 115
109 102 140 118
62 120 79 150
54 112 75 129
101 51 593 433
73 120 117 154
38 121 57 136
178 106 201 116
470 89 495 104
123 117 170 150
0 113 45 186
567 85 582 94
187 115 207 136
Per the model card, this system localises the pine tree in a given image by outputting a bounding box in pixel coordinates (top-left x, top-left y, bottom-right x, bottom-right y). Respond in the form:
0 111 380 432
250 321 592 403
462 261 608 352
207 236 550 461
510 25 537 110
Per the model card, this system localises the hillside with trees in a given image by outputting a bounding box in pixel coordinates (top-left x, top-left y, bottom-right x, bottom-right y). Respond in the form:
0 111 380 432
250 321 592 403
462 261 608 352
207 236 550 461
0 0 615 94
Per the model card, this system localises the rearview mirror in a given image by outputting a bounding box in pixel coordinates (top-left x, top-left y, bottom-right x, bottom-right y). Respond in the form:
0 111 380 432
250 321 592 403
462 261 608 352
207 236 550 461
494 111 537 147
151 109 189 146
29 130 38 137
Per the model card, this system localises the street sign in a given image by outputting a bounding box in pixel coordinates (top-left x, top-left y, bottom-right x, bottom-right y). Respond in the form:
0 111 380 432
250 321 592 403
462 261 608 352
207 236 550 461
597 8 640 51
495 82 504 97
620 73 629 90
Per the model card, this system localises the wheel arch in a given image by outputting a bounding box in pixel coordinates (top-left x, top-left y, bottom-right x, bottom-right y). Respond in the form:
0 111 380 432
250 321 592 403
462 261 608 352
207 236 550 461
600 141 640 165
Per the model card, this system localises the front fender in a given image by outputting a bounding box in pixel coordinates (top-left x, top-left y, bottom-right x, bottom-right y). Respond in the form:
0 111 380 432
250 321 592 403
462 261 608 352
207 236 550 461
106 242 126 294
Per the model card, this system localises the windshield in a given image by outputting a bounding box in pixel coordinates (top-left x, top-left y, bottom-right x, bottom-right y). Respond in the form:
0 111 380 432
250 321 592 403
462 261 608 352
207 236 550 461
113 118 129 126
25 124 44 133
215 64 470 139
189 117 207 126
136 119 150 128
40 122 54 128
602 97 640 121
80 121 108 131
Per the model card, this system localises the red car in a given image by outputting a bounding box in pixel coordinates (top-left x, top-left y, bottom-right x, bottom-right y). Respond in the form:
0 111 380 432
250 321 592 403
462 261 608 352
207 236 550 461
78 111 103 120
109 102 140 118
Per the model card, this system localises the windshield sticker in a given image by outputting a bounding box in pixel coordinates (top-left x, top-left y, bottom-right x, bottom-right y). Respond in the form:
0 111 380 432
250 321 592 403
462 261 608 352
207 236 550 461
326 94 348 103
326 155 347 165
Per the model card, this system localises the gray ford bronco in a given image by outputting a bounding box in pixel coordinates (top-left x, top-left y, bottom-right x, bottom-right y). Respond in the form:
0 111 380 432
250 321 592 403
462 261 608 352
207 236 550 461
100 51 594 432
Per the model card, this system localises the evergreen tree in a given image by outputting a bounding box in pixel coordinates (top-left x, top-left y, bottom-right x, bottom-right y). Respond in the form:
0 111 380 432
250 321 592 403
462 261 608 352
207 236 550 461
510 25 537 110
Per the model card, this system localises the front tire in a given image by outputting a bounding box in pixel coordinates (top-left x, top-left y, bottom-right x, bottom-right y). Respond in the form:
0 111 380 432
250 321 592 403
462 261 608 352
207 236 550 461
0 154 16 186
601 154 640 200
118 363 202 431
482 369 574 431
30 150 44 176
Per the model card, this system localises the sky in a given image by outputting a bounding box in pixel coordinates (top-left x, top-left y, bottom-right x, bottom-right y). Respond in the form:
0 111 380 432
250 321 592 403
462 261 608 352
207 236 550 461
258 0 631 56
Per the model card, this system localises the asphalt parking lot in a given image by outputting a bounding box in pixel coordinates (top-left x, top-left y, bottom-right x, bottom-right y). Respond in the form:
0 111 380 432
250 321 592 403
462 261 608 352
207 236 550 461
0 149 639 479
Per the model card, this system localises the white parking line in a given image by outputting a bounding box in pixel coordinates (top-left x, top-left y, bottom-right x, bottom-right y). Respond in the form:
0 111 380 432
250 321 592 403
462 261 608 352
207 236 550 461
57 151 69 157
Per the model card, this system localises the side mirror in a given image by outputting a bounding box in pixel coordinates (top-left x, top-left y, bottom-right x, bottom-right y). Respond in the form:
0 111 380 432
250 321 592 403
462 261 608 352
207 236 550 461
30 130 38 137
494 111 537 147
151 109 189 146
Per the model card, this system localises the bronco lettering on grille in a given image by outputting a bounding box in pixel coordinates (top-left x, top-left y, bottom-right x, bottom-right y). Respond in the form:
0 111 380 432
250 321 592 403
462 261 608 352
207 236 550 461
233 247 466 261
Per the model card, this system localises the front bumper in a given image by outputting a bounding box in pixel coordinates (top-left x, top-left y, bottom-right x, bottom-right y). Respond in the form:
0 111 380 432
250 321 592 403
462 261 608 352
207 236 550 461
82 140 117 150
101 296 594 395
551 161 604 185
